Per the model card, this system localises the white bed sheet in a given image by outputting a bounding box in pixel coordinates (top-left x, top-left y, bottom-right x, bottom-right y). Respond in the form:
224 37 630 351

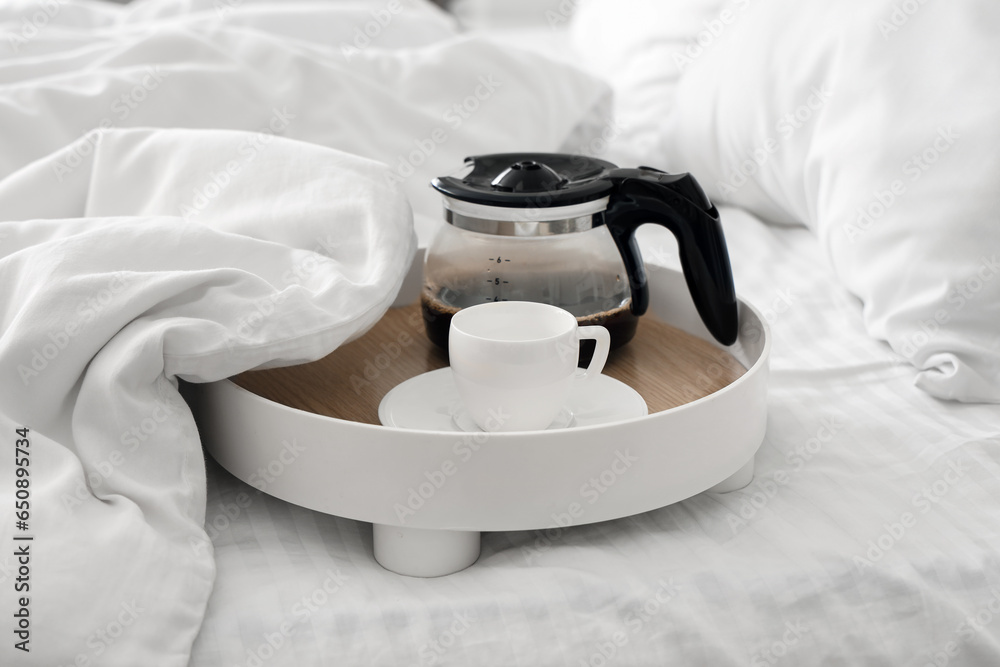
192 206 1000 666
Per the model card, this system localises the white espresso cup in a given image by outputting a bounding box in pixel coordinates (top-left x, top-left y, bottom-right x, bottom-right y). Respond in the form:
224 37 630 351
449 301 611 432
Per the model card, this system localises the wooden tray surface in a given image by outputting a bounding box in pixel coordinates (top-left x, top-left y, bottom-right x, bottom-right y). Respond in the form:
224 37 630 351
233 304 747 426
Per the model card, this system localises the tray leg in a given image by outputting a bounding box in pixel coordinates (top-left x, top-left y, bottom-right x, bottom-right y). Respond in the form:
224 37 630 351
373 524 481 577
708 457 755 493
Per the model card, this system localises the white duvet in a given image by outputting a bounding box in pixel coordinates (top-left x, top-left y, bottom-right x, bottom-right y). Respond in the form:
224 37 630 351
0 1 610 665
0 128 416 665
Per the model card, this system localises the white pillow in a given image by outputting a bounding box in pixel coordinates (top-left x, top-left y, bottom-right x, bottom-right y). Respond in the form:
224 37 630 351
574 0 1000 402
571 0 726 167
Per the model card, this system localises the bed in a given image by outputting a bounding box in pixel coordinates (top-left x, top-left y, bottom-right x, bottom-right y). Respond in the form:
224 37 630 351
1 1 998 665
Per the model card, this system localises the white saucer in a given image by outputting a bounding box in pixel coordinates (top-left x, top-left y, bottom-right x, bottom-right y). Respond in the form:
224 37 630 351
378 368 648 432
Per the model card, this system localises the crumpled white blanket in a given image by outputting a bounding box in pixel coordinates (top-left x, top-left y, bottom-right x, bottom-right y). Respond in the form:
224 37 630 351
0 127 415 665
0 1 611 664
0 0 611 242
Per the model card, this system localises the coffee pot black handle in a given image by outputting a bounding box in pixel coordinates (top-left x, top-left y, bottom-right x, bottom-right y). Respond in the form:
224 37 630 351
603 168 738 345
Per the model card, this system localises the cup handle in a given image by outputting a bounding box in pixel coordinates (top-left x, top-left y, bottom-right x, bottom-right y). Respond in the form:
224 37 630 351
576 326 610 382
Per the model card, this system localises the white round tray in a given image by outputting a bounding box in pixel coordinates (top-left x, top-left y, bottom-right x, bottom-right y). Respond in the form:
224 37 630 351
191 266 770 577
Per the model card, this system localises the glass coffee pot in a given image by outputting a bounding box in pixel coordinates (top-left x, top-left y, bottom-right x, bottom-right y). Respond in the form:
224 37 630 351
422 153 738 358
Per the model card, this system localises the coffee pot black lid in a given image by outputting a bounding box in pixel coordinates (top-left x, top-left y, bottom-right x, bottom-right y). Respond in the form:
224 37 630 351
432 153 619 208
